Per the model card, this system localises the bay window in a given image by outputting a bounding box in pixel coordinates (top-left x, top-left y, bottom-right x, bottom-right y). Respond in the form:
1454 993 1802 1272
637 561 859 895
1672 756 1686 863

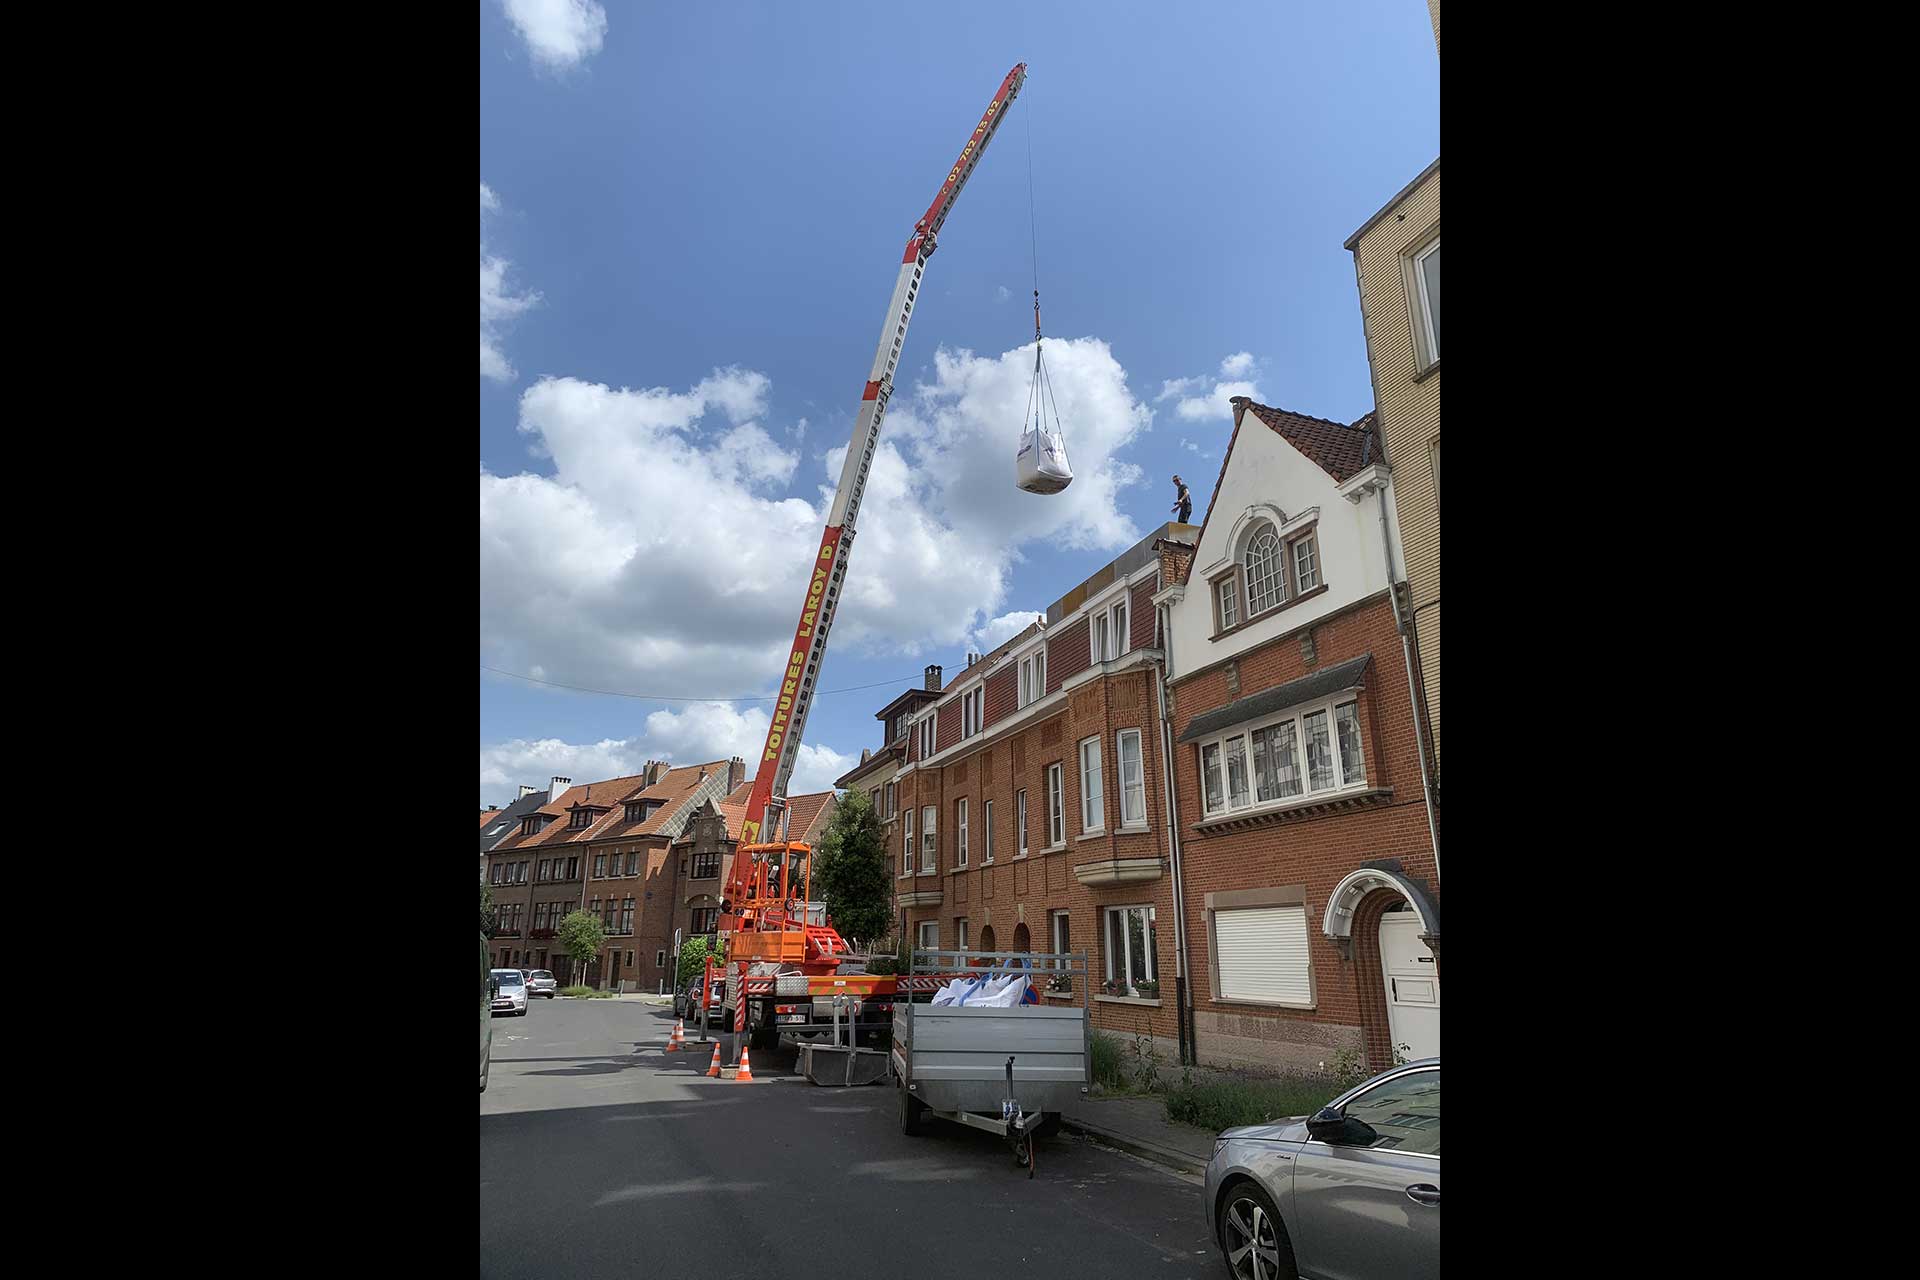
1197 696 1369 817
903 806 914 876
920 805 937 873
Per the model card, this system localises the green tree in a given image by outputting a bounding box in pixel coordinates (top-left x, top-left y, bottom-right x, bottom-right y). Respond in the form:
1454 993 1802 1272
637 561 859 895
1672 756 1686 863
812 789 891 948
557 909 606 987
677 933 723 986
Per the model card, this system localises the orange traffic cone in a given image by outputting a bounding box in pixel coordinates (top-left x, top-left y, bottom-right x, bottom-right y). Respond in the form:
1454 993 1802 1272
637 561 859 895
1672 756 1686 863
735 1044 754 1082
705 1040 723 1077
666 1019 685 1052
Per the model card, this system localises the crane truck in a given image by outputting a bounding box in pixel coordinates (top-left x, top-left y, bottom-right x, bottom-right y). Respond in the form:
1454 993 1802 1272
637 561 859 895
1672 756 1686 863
704 63 1030 1062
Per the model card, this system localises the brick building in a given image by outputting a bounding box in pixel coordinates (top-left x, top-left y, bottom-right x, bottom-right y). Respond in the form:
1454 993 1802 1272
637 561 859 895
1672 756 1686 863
1157 397 1439 1074
888 522 1199 1057
484 761 741 986
573 759 745 991
835 679 940 919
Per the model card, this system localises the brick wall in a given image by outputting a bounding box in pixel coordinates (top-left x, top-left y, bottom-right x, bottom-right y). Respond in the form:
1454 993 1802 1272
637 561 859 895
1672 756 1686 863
1168 593 1438 1072
985 664 1016 728
1049 618 1089 690
1130 575 1160 650
936 699 959 754
898 663 1182 1052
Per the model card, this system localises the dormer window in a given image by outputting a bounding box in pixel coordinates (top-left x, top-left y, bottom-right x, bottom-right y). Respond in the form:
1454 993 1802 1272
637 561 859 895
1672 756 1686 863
569 809 591 829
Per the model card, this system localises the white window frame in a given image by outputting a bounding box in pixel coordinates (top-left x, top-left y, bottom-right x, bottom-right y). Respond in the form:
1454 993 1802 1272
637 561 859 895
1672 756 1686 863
1046 763 1065 846
1196 695 1368 818
983 799 994 863
1109 598 1130 660
955 918 969 951
1292 531 1320 595
1413 236 1439 364
1102 904 1157 997
1116 729 1146 828
1243 524 1285 615
919 717 935 760
885 781 896 819
1091 612 1109 665
1078 736 1104 833
1051 910 1071 970
961 685 983 739
902 805 914 877
955 798 969 868
920 805 938 873
1015 789 1028 857
917 920 939 950
1019 650 1047 707
1215 574 1238 630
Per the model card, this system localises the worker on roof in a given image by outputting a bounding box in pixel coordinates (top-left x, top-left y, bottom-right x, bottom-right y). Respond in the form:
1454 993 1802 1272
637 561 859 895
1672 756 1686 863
1171 475 1192 525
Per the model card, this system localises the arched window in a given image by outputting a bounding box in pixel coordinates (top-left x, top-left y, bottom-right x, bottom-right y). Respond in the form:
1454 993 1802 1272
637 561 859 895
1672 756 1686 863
1244 524 1284 615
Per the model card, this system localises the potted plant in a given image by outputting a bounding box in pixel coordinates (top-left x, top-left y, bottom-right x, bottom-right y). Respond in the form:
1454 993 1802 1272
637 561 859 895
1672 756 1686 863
1136 979 1160 999
1045 972 1073 994
1102 978 1126 997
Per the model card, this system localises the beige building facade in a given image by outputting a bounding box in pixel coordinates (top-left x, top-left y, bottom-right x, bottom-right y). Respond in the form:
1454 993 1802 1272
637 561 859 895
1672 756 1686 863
1345 159 1439 803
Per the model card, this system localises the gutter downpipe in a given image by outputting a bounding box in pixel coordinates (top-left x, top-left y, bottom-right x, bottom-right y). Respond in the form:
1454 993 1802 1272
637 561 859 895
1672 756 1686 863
1154 619 1195 1066
1351 253 1440 884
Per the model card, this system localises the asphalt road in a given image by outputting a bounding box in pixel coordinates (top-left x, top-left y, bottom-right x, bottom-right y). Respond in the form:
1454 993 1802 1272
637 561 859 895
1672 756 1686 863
481 997 1219 1279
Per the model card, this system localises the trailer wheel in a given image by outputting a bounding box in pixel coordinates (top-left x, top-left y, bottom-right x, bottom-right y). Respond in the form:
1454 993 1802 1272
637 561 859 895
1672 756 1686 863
1033 1111 1062 1138
898 1081 926 1135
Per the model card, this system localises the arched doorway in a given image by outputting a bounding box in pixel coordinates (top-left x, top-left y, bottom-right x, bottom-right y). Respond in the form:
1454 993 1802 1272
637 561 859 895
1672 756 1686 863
1323 867 1440 1070
1012 922 1031 954
979 925 996 959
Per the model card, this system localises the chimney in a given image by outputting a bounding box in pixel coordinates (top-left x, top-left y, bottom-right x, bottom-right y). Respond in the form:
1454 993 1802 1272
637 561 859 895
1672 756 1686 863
861 747 872 763
517 784 537 800
966 651 982 668
729 756 746 790
924 663 942 690
549 776 571 804
643 759 666 786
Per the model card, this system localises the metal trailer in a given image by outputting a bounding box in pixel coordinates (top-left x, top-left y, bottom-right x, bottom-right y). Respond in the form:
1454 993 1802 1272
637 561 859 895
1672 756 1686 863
891 949 1091 1174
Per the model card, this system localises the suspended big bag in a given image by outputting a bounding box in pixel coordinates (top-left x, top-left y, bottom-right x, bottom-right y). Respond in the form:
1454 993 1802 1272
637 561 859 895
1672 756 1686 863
1016 291 1073 494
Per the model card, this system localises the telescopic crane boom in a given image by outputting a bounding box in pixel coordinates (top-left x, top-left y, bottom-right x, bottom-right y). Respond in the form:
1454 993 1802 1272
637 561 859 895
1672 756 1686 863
718 64 1028 973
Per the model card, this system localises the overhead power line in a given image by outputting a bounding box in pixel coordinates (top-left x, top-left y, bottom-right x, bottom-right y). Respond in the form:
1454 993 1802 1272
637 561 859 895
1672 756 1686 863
481 665 928 703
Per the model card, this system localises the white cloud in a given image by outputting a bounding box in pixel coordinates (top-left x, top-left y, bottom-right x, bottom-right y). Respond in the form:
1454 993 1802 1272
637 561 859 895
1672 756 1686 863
480 339 1157 801
481 184 541 383
501 0 607 70
967 610 1042 654
995 285 1011 303
1158 352 1266 423
478 707 852 806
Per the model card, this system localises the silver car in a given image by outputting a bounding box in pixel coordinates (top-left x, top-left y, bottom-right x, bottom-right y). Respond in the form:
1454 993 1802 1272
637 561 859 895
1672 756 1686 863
490 968 529 1017
526 969 558 999
1205 1058 1438 1280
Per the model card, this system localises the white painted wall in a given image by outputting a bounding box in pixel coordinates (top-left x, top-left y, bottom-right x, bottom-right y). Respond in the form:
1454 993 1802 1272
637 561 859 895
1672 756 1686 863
1166 416 1399 674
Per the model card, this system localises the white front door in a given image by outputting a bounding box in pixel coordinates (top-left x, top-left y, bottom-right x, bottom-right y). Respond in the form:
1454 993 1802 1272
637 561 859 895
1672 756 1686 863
1379 909 1440 1061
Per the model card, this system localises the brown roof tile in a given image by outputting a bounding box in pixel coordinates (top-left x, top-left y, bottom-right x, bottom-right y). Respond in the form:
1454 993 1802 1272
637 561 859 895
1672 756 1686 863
711 780 835 843
480 808 503 827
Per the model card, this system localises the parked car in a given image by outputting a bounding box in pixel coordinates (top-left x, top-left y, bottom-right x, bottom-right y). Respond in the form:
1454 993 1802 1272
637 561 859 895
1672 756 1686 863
526 970 558 999
1205 1058 1438 1280
481 935 494 1093
675 975 727 1023
490 968 529 1017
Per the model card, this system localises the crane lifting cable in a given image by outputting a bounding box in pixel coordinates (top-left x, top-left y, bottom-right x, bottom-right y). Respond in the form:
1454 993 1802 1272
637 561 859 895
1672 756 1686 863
1015 289 1073 493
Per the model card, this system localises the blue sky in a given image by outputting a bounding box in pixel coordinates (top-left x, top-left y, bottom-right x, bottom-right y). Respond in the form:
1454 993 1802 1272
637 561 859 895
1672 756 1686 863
478 0 1438 806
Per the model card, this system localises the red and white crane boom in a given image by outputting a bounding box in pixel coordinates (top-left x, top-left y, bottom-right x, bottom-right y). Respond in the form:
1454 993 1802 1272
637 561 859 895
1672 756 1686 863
720 65 1028 963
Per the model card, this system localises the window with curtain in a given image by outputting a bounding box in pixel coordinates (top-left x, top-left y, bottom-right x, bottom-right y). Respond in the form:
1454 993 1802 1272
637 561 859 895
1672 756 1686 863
1117 729 1145 826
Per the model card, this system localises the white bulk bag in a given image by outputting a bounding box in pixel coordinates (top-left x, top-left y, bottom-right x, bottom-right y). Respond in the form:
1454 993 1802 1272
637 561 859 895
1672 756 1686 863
1016 419 1073 494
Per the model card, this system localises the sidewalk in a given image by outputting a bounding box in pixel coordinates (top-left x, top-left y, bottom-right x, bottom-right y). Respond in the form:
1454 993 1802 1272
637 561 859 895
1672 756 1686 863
1061 1093 1215 1179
